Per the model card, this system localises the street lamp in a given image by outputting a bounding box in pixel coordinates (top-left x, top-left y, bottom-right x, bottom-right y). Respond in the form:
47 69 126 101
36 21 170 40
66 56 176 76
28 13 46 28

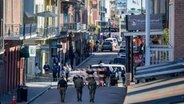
145 0 151 66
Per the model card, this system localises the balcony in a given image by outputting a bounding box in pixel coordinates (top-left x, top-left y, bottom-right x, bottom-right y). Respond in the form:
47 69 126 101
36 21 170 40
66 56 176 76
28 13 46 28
4 23 37 40
150 45 173 65
36 26 57 39
60 23 83 32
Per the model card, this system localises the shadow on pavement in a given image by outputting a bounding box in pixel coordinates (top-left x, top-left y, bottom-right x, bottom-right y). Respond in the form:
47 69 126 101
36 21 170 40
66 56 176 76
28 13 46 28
128 80 184 96
133 94 184 104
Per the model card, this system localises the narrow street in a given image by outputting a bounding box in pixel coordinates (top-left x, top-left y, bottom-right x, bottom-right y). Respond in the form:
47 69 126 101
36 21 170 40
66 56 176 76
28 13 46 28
32 52 127 104
78 52 118 68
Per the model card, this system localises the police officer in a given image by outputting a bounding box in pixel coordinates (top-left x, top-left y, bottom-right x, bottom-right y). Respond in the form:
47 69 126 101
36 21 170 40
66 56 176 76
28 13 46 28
74 76 84 102
88 77 97 103
57 76 67 103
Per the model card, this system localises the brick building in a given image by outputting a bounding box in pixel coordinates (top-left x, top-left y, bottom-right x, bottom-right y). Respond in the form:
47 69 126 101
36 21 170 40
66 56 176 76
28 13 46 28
169 0 184 60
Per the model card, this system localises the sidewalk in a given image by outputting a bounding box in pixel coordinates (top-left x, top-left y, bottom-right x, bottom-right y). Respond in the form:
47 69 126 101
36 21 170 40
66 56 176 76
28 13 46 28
0 55 93 104
0 82 51 104
124 76 184 104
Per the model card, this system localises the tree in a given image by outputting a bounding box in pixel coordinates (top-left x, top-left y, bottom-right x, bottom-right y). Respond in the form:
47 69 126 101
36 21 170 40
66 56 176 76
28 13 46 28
163 28 169 45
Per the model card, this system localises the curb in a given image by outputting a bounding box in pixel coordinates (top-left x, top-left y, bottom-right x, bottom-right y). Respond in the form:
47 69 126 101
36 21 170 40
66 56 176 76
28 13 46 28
26 86 51 104
76 54 94 68
25 54 94 103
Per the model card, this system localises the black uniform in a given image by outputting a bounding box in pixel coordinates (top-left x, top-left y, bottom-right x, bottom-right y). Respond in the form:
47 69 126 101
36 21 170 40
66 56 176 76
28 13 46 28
88 77 97 103
57 78 67 103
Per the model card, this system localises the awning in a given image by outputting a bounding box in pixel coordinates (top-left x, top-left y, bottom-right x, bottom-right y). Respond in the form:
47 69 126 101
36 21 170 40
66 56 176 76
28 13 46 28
24 11 35 18
36 11 57 18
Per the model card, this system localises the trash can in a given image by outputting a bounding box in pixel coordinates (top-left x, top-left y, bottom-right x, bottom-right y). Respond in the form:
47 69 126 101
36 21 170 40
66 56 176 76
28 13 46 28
17 86 23 102
21 86 28 101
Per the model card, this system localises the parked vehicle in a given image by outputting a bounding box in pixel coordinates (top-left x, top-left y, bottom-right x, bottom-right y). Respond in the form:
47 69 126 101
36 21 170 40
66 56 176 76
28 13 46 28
102 41 114 51
105 38 118 48
90 63 126 72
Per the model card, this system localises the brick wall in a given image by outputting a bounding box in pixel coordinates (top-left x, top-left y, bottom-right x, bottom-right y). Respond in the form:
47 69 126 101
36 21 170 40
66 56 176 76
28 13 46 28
174 0 184 59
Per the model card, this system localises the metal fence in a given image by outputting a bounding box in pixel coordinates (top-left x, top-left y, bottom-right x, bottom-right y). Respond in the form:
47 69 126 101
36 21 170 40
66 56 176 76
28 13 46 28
4 23 37 37
61 23 77 31
37 26 57 37
150 45 172 65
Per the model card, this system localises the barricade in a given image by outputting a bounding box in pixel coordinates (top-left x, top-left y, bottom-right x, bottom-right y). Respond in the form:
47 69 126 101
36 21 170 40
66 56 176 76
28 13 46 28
70 68 105 86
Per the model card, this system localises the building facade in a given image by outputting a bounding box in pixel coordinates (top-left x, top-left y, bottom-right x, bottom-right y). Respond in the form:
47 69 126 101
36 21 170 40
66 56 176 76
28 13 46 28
1 0 25 95
169 0 184 60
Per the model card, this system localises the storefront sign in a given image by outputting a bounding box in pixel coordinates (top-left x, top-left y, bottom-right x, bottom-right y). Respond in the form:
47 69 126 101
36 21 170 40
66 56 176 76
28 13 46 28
126 14 163 31
29 46 36 57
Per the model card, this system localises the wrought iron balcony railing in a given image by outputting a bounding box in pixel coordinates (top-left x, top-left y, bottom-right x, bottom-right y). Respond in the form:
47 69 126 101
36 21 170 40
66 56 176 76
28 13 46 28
4 23 37 39
37 26 57 38
60 23 83 31
61 23 77 31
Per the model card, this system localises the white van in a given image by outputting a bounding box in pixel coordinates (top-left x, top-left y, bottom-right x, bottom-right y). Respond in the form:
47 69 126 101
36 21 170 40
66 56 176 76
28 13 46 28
90 63 126 80
105 38 118 48
90 63 126 72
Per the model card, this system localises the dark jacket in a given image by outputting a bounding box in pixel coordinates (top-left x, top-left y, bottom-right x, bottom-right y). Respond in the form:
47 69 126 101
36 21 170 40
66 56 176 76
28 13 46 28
88 78 97 90
74 78 84 89
58 79 67 88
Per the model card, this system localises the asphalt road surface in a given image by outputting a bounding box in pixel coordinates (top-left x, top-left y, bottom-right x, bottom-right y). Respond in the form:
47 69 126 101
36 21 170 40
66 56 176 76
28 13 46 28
78 52 118 68
32 86 126 104
32 51 127 104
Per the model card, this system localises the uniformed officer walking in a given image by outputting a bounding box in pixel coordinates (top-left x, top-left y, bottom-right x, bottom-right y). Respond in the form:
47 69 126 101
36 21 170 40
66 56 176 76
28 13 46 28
57 76 67 103
74 76 84 102
88 77 97 103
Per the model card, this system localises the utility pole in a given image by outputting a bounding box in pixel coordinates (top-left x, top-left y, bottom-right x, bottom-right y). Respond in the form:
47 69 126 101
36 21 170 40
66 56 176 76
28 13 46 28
145 0 151 66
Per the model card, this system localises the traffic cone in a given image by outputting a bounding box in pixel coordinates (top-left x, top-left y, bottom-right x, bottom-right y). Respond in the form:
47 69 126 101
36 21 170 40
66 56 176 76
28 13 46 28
12 96 16 104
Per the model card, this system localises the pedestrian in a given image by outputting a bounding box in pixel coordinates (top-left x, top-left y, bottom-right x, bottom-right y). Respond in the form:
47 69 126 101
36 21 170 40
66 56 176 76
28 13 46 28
88 77 97 103
57 76 67 103
121 69 126 86
74 76 84 102
64 64 70 81
52 63 58 81
104 68 111 87
35 63 41 77
43 62 50 74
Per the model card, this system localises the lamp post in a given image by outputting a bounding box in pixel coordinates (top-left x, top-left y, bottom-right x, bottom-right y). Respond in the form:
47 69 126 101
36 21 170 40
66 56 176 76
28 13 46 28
145 0 151 66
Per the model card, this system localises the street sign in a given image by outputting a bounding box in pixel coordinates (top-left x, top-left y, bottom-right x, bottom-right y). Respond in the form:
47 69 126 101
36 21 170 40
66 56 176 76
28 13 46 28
126 14 163 31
